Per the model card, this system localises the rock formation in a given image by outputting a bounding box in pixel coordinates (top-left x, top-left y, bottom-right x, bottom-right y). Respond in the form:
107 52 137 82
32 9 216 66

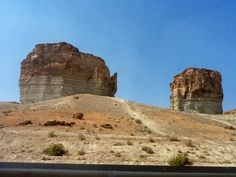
170 67 223 114
19 42 117 103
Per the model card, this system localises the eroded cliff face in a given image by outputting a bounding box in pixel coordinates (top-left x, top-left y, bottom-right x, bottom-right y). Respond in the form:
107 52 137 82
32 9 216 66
19 42 117 103
170 67 223 114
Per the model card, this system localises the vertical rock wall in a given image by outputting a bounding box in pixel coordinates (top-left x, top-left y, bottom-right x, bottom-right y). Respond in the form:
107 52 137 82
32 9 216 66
170 67 223 114
19 42 117 103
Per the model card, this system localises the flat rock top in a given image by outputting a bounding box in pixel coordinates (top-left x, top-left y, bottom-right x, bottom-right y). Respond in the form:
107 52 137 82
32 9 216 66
171 67 223 100
21 42 107 76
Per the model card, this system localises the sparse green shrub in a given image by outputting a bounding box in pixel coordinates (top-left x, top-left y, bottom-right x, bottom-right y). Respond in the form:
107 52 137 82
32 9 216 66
48 131 57 138
93 123 98 128
204 151 211 156
41 156 51 160
140 154 146 158
142 146 154 154
79 133 86 140
135 119 142 124
127 140 133 145
43 144 67 156
95 135 100 140
149 137 155 143
80 126 85 130
115 152 122 157
146 129 152 134
168 153 192 166
78 149 85 156
184 139 193 147
224 160 232 164
169 135 179 141
198 155 206 159
113 142 124 146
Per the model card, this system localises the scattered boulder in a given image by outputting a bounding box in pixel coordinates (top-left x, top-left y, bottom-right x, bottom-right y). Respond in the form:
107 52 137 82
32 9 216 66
170 67 223 114
19 42 117 103
73 112 84 120
100 123 113 129
18 120 32 126
43 120 75 127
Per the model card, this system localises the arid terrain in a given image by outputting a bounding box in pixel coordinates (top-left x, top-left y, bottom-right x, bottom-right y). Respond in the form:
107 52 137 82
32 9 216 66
0 94 236 166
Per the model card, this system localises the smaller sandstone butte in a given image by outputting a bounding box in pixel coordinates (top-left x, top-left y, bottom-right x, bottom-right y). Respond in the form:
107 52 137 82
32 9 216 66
19 42 117 103
170 67 223 114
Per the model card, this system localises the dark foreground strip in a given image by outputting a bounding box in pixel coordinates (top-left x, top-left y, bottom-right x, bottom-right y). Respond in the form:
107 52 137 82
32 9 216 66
0 162 236 177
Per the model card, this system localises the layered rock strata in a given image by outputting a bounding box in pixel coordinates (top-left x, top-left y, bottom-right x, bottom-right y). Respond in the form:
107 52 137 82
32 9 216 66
19 42 117 103
170 67 223 114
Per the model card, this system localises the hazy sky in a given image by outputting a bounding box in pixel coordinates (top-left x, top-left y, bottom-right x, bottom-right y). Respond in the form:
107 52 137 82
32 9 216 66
0 0 235 110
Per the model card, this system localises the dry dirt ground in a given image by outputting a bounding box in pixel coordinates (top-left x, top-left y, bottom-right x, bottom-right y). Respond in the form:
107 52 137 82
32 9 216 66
0 94 236 166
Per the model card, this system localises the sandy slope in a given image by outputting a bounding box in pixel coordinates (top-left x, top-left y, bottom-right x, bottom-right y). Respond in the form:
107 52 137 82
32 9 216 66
0 94 236 166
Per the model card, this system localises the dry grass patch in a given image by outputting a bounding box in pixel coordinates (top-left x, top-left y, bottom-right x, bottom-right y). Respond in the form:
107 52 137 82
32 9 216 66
168 153 192 166
48 131 57 138
198 155 206 159
142 146 154 154
169 135 179 141
95 135 100 140
140 154 147 158
114 152 122 157
127 140 133 145
78 149 86 156
135 119 142 124
43 144 67 156
149 137 155 143
79 133 86 140
184 139 194 147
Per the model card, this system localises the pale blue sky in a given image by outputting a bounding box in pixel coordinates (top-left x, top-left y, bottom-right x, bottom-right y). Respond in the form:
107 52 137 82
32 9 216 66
0 0 235 111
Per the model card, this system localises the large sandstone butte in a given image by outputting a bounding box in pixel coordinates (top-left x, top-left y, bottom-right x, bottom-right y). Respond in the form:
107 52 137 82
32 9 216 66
19 42 117 103
170 67 223 114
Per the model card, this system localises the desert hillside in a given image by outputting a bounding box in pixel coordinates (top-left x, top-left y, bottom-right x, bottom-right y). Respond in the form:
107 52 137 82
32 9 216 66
225 109 236 115
0 94 236 166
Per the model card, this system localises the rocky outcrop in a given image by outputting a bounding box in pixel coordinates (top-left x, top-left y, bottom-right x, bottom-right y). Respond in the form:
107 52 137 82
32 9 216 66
43 120 75 127
19 42 117 103
170 67 223 114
